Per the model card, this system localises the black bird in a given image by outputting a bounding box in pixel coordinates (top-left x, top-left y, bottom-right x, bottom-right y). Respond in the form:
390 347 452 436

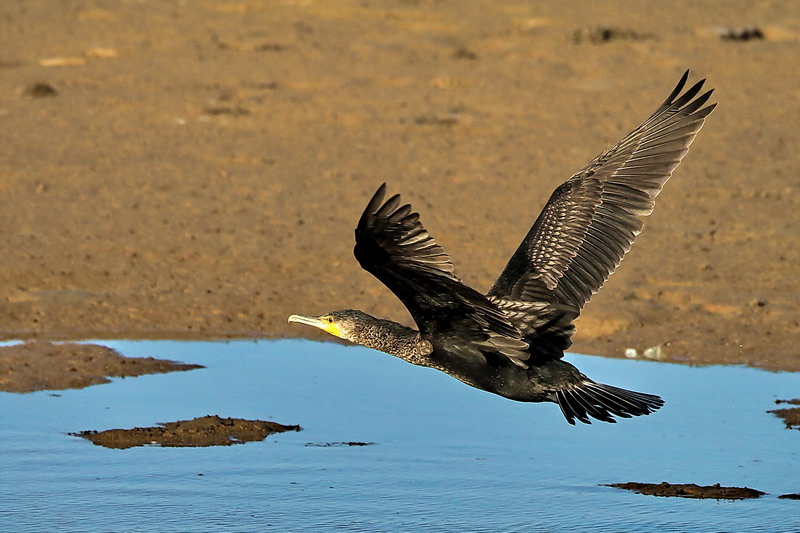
289 71 715 424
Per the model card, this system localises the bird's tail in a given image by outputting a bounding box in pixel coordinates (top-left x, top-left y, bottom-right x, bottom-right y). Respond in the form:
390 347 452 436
553 380 664 425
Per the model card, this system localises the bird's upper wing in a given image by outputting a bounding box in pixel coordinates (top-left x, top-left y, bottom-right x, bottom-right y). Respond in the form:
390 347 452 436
489 70 716 310
354 184 532 367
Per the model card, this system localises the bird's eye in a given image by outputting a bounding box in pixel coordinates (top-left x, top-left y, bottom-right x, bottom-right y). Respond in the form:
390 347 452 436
326 317 334 323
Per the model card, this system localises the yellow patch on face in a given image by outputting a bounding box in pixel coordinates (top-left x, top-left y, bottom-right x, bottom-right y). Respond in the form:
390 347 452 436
318 316 342 338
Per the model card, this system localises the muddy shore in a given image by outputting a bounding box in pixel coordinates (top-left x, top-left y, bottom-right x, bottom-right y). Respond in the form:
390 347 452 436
0 340 201 393
1 1 798 373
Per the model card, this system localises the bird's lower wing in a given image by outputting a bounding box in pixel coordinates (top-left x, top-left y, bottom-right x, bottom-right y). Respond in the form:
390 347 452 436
488 297 579 363
354 184 532 367
489 70 716 310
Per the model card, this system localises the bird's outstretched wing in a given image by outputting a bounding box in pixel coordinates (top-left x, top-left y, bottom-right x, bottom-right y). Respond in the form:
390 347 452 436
354 184 532 367
489 70 716 311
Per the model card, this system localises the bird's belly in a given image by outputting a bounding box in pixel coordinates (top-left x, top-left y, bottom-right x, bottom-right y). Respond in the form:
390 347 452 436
436 362 549 403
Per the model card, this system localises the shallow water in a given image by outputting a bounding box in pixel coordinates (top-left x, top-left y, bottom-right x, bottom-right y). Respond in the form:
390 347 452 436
1 340 798 532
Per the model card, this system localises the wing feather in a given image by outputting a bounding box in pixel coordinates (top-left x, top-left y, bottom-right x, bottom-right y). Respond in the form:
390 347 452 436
489 70 716 309
354 184 531 366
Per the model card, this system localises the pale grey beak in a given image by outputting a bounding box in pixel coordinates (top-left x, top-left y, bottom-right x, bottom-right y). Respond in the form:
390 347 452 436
287 314 322 327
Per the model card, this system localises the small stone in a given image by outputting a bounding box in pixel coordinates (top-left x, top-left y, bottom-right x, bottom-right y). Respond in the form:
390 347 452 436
643 345 663 360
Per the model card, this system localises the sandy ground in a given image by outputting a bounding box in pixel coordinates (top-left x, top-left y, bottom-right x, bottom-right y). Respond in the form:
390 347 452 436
1 1 798 373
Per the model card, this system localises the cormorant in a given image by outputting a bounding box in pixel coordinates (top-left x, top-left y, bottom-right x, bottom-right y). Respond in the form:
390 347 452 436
289 71 715 424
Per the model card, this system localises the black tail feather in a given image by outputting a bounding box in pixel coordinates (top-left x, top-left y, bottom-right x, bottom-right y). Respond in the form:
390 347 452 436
555 381 664 425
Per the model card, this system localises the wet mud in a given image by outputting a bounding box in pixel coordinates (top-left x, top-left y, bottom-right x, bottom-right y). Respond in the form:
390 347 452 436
0 341 202 393
70 415 301 449
606 482 766 500
768 399 800 430
305 441 376 447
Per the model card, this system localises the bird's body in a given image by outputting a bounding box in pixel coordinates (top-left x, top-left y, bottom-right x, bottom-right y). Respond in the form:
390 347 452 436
289 71 715 424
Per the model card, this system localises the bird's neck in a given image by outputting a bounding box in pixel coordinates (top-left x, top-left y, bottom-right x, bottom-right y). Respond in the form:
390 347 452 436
351 315 433 366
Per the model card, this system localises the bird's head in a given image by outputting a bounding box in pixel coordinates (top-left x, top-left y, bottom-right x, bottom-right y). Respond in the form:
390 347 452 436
287 309 373 343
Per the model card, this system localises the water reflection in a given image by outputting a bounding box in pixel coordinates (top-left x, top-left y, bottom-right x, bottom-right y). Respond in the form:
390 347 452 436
1 340 798 532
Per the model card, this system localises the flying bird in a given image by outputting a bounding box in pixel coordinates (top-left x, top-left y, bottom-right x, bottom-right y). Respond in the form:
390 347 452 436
289 71 715 424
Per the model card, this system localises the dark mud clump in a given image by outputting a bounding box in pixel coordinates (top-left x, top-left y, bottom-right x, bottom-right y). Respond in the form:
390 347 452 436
305 441 375 447
0 341 203 393
779 493 800 500
24 82 58 97
70 415 302 449
768 399 800 430
606 482 765 500
719 27 765 42
571 26 656 44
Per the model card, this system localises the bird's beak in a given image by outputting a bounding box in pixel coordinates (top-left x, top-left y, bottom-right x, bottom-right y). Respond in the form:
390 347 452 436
288 314 341 337
287 314 322 327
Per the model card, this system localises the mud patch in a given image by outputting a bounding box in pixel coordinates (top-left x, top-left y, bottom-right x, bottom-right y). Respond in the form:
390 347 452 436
305 441 375 447
779 493 800 500
768 398 800 430
0 341 203 393
70 415 301 449
719 27 765 41
571 26 656 44
23 81 58 97
606 482 765 500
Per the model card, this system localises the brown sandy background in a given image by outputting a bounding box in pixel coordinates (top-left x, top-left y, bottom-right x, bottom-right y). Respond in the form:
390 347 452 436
1 1 798 371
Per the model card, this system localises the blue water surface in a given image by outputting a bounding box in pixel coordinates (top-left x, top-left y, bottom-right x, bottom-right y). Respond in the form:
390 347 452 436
1 339 797 532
